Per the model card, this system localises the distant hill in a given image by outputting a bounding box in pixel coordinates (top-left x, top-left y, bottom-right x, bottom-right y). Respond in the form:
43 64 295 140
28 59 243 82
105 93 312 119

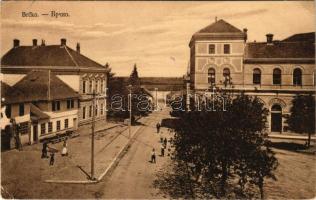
110 76 184 91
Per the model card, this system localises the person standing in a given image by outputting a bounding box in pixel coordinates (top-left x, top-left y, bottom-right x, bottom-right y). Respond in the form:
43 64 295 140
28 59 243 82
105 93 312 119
160 144 165 157
41 142 48 158
156 122 161 133
49 152 55 166
151 148 156 163
164 137 167 147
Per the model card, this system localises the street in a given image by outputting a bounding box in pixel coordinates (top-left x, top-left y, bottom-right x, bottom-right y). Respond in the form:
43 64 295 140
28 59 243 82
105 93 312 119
98 108 173 199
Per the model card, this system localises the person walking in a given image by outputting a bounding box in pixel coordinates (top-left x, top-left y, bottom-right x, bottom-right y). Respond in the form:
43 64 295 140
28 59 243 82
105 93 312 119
61 139 68 156
160 144 165 157
49 152 55 166
156 122 161 133
151 148 156 163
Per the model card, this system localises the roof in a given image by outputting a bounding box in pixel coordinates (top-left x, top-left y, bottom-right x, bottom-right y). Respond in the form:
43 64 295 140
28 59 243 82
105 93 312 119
196 19 243 34
1 45 105 69
282 32 315 43
3 70 79 103
1 82 25 104
190 19 245 46
30 103 49 120
244 41 315 64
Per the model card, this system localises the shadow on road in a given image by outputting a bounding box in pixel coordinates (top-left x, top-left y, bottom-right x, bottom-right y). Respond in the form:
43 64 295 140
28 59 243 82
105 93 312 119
270 141 308 152
161 118 180 129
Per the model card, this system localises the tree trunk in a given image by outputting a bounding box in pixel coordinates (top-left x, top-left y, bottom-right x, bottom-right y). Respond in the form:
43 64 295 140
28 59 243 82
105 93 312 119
185 163 195 198
220 161 228 196
259 177 264 199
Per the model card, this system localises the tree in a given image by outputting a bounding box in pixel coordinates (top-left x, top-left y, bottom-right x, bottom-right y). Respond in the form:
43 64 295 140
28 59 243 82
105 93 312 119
170 92 278 198
287 94 315 147
128 64 150 121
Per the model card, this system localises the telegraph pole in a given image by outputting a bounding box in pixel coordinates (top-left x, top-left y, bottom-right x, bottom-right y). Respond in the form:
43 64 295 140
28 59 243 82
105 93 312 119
127 84 132 139
91 90 96 180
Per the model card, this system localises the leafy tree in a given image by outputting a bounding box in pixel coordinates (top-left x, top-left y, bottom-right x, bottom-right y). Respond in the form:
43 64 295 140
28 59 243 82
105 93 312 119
287 94 315 147
170 92 278 198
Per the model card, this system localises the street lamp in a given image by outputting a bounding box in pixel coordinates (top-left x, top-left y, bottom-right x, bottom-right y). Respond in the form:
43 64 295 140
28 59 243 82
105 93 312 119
127 84 132 139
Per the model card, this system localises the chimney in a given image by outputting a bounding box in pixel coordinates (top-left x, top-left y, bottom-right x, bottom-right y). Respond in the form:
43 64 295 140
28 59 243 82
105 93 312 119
61 38 66 46
32 39 37 47
13 39 20 48
266 33 274 45
243 28 248 42
76 43 80 53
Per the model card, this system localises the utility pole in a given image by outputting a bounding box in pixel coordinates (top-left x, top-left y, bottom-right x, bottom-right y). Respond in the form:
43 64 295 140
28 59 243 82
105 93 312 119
127 84 132 139
91 90 96 180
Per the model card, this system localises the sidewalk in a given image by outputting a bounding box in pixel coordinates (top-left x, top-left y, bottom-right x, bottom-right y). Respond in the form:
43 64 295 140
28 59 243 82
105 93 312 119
43 117 148 183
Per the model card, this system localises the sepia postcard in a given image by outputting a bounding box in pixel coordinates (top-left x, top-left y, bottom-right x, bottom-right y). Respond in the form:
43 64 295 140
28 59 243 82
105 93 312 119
0 1 315 199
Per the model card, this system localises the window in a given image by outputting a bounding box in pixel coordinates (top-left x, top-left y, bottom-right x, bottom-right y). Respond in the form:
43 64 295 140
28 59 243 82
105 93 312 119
223 68 231 83
95 104 98 117
89 105 92 117
67 100 71 109
41 123 46 135
89 80 92 93
64 119 69 129
293 68 302 86
56 120 61 131
271 104 282 112
208 44 215 54
208 68 216 84
100 80 104 93
273 68 281 85
101 103 104 115
52 101 60 111
71 100 74 108
19 122 29 135
83 80 86 93
48 122 53 133
95 80 98 93
19 103 24 116
83 106 86 119
224 44 230 54
5 105 11 118
253 68 261 84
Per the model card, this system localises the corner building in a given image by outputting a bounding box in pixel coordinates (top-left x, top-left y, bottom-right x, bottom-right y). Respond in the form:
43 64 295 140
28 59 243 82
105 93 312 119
188 19 315 133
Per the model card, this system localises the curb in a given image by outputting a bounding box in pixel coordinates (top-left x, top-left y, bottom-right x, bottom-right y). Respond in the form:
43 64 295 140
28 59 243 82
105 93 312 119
269 135 316 141
44 124 143 184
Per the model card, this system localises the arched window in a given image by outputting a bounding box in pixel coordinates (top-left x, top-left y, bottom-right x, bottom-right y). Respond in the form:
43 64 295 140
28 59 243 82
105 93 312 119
293 68 302 86
273 68 281 85
223 68 231 84
253 68 261 84
208 68 215 84
271 104 282 112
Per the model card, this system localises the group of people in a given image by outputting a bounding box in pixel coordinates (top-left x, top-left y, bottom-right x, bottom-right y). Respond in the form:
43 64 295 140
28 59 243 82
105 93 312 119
41 139 69 166
150 122 170 163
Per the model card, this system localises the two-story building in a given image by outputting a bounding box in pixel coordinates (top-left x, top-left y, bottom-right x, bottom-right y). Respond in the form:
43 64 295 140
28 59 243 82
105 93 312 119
187 19 315 133
1 38 109 126
1 70 79 146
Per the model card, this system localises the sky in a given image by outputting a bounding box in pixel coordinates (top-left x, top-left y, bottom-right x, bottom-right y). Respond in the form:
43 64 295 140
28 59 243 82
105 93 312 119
1 1 315 77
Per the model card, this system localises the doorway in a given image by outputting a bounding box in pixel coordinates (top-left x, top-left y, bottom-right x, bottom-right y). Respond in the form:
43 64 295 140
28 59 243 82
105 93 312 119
33 124 38 143
271 104 282 132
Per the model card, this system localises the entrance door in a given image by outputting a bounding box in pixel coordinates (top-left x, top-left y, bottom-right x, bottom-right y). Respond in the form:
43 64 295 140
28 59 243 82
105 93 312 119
73 118 78 130
271 104 282 132
33 124 38 143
